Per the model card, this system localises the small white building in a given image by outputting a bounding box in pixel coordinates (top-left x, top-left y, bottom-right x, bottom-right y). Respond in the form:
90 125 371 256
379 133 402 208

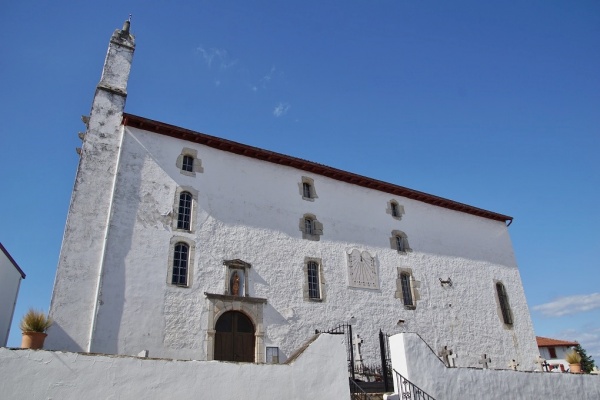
0 243 26 346
537 336 579 372
46 21 539 370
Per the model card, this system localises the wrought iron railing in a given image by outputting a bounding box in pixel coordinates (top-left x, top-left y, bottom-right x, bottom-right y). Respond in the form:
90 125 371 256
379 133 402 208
393 369 436 400
349 378 374 400
379 330 393 392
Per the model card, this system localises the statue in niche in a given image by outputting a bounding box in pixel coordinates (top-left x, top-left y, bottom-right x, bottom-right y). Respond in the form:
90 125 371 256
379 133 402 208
231 271 241 296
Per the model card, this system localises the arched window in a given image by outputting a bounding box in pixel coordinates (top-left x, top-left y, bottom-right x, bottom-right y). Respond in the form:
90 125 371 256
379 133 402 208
496 282 513 325
391 230 410 253
177 191 192 230
395 235 405 252
400 273 413 306
300 214 323 241
307 261 321 299
172 242 189 286
304 217 314 235
182 155 194 172
300 176 317 201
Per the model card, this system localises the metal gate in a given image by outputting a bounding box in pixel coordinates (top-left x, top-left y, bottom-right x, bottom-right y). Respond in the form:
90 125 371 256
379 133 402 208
316 325 393 392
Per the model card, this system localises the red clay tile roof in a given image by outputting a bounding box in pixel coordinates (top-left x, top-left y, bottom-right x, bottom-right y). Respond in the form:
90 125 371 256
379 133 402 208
536 336 578 347
122 113 514 224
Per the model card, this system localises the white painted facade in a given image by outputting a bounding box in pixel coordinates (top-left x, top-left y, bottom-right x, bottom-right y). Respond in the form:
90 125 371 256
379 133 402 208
0 334 350 400
538 344 574 361
0 243 25 346
47 21 539 369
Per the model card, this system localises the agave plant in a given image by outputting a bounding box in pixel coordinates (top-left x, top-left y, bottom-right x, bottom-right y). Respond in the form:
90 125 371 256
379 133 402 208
19 308 53 333
565 350 582 364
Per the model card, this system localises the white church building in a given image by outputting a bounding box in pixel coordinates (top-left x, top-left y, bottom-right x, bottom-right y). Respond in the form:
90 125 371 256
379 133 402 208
46 20 539 370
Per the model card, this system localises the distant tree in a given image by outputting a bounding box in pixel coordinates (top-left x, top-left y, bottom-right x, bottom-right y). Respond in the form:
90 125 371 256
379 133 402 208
574 344 596 373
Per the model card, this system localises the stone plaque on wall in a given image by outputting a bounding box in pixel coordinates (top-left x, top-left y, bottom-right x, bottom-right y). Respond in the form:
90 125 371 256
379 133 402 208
347 249 379 289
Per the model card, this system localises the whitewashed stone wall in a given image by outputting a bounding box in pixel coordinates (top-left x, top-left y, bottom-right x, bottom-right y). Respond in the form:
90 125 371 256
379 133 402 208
0 334 349 400
389 333 600 399
48 120 539 368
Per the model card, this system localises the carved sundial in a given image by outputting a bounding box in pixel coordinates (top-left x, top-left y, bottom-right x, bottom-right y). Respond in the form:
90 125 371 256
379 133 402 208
347 249 379 289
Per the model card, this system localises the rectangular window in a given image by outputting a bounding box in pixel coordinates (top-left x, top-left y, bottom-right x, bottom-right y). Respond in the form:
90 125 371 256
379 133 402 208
182 155 194 172
548 347 557 359
496 283 513 325
400 273 413 306
172 243 189 286
303 182 312 198
177 192 192 230
307 261 320 299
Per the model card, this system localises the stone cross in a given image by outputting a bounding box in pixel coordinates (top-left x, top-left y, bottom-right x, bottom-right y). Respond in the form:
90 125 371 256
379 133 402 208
508 359 519 371
353 334 364 365
534 355 546 372
448 352 458 367
542 361 550 372
438 346 453 367
479 354 491 369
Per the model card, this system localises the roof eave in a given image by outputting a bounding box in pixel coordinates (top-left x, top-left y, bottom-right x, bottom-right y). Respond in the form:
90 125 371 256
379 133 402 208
122 113 513 224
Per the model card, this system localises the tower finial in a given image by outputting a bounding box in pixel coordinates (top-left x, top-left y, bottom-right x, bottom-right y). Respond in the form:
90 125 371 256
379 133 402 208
122 15 132 34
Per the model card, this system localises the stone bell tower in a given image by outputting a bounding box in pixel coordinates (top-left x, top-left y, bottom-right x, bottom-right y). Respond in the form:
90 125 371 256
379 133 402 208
46 20 135 352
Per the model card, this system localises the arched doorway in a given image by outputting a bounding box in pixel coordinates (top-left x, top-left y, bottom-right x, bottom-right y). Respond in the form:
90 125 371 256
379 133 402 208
214 311 255 362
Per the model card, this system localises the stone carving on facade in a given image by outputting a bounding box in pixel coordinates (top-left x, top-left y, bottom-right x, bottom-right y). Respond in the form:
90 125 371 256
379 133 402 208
347 249 379 289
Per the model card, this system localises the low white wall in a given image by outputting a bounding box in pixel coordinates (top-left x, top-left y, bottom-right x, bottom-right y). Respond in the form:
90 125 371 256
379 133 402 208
389 333 600 400
0 333 349 400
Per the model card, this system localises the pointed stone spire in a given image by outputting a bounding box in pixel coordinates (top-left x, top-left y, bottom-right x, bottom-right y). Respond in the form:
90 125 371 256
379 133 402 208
46 20 137 353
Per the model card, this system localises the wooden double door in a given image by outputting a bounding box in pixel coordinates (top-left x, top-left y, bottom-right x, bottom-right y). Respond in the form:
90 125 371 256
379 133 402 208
214 311 255 362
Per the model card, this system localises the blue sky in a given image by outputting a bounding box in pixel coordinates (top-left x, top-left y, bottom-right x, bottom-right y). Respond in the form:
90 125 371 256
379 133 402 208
1 1 598 361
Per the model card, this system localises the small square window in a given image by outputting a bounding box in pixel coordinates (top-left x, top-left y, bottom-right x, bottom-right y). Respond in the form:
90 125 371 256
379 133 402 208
176 148 203 176
266 347 280 364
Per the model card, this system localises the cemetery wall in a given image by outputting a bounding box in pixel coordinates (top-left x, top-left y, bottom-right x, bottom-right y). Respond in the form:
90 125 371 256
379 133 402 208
0 334 348 400
389 333 600 400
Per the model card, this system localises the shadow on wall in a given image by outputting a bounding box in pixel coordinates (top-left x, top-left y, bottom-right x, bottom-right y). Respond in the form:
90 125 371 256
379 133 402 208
90 134 144 354
45 323 83 352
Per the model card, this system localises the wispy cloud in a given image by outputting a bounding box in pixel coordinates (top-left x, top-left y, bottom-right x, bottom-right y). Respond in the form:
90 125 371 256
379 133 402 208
273 102 290 117
196 46 238 70
253 66 278 92
533 293 600 317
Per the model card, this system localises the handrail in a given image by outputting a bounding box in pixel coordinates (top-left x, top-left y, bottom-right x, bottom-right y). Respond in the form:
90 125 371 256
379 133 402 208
349 378 374 400
392 369 436 400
